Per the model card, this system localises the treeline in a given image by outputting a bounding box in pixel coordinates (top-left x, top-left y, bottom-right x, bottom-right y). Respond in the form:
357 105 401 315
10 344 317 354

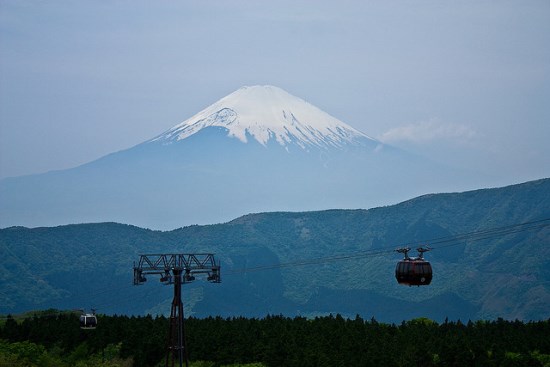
1 312 550 367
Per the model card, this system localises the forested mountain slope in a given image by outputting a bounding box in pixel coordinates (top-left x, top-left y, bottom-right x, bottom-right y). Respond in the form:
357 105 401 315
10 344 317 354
1 178 549 322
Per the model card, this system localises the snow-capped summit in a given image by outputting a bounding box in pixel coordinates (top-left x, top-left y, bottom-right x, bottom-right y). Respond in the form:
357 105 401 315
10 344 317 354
151 85 376 150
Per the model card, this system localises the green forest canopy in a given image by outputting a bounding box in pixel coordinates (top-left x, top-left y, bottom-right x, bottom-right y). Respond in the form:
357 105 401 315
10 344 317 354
1 312 549 367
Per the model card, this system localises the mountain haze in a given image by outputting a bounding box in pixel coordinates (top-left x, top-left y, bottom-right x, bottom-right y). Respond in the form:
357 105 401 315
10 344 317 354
2 85 484 229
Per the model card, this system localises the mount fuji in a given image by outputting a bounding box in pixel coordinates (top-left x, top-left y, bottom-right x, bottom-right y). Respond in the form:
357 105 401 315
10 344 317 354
0 85 474 229
151 85 376 150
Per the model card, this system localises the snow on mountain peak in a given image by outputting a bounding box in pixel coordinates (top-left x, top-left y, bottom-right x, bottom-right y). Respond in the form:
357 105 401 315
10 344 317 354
152 85 375 149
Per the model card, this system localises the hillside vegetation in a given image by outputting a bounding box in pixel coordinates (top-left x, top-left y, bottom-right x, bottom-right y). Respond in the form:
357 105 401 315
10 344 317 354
0 178 549 321
1 313 549 367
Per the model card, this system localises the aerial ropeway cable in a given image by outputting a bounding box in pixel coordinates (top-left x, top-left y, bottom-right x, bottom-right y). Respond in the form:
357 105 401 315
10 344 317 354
226 218 550 289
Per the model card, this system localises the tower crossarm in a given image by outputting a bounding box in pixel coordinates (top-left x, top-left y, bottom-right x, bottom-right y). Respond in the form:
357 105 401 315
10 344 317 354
133 253 221 285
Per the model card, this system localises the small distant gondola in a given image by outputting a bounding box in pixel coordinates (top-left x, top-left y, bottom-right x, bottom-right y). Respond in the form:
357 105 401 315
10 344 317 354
395 247 432 286
79 309 97 330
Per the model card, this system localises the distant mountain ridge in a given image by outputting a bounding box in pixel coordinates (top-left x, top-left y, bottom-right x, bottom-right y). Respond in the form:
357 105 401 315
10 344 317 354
1 178 549 322
0 85 486 229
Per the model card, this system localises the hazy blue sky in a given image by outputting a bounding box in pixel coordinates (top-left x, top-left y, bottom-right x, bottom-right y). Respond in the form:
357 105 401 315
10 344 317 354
1 1 549 185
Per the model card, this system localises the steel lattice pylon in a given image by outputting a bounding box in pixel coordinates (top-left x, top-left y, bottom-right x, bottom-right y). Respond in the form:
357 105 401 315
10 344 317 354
133 253 221 367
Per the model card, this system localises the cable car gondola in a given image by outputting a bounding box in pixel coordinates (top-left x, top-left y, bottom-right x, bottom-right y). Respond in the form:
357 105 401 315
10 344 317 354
79 309 97 330
395 247 432 286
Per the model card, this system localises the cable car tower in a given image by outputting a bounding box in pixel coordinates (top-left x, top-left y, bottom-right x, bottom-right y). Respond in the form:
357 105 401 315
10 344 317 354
133 253 221 367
